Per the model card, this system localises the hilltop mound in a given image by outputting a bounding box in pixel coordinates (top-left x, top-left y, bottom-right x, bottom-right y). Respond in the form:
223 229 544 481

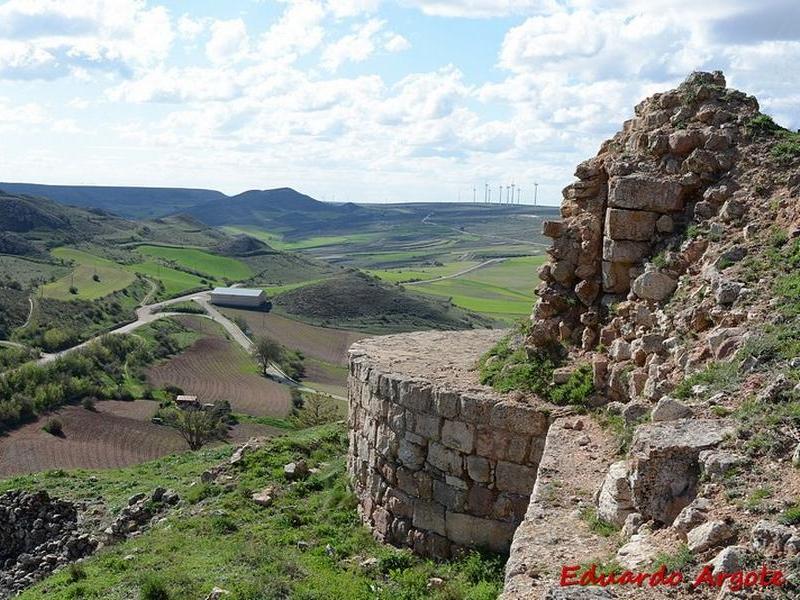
273 271 494 333
185 188 330 227
0 193 70 233
214 234 273 257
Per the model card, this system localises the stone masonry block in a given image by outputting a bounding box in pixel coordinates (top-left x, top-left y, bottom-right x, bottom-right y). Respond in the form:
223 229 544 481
441 420 475 453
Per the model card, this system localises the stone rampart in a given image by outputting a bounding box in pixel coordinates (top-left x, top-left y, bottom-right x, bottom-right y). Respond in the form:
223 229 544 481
347 330 552 558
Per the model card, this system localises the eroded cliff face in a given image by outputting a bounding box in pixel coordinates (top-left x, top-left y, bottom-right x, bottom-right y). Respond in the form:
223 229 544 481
348 71 800 598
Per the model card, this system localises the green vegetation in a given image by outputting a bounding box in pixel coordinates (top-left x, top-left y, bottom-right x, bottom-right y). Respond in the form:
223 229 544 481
16 278 150 352
127 261 207 299
651 544 693 572
478 324 594 406
672 360 740 400
578 507 620 537
253 336 306 381
137 245 252 281
779 503 800 526
743 486 773 511
158 301 206 315
10 424 505 600
0 344 38 371
274 272 493 334
43 248 136 301
407 256 543 322
735 396 800 458
746 114 800 161
42 417 64 436
0 319 198 432
596 412 640 455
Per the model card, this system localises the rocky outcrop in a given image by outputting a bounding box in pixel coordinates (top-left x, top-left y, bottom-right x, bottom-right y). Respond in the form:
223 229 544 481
348 330 552 557
103 488 179 544
0 490 96 598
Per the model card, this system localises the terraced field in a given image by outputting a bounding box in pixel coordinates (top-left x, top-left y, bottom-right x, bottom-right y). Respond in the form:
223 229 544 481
146 316 292 417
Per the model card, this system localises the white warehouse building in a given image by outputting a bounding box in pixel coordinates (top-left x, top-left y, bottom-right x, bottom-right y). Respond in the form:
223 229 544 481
209 287 267 308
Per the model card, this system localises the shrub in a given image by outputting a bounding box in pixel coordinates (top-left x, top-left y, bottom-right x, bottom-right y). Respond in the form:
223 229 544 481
67 563 87 582
43 417 64 436
550 364 594 407
92 274 100 282
81 397 97 411
579 506 620 537
69 286 78 295
140 573 170 600
779 503 800 526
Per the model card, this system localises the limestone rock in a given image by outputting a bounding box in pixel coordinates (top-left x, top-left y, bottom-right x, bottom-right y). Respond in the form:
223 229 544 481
707 545 748 574
205 588 231 600
651 397 692 422
629 420 734 524
622 402 649 424
757 374 792 403
699 450 745 479
608 175 685 214
596 461 634 527
687 520 735 553
284 460 309 480
251 486 276 507
632 271 677 302
751 520 797 557
616 531 660 569
605 208 658 241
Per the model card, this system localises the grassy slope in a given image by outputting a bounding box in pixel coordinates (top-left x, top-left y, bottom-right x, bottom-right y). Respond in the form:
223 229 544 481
6 425 503 600
408 256 544 322
43 248 136 301
138 245 252 280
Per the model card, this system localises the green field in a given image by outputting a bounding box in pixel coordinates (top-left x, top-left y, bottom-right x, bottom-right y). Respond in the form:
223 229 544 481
127 261 207 298
367 261 481 283
137 245 252 280
407 256 545 321
42 248 136 301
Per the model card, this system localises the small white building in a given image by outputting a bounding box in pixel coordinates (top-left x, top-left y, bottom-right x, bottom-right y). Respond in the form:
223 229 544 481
209 287 267 308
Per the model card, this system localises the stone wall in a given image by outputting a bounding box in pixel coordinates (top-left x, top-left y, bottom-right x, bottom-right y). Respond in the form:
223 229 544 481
347 330 552 558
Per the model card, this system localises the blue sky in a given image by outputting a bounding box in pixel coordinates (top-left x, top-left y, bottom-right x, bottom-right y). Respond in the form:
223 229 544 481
0 0 798 205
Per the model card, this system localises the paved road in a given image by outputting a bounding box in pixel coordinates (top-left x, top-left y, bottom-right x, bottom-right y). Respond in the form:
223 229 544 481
404 258 507 286
30 290 348 401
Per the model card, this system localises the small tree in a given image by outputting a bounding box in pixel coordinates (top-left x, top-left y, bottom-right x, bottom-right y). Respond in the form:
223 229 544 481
253 337 283 374
165 408 227 451
294 393 340 428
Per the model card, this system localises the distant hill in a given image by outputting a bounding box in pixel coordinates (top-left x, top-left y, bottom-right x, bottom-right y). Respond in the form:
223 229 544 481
273 271 495 333
0 183 225 219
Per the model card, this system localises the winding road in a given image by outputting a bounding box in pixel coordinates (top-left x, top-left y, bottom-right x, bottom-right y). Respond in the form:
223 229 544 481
30 290 346 400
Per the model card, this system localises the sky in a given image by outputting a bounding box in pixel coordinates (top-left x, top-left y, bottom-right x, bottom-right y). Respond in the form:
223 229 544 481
0 1 798 206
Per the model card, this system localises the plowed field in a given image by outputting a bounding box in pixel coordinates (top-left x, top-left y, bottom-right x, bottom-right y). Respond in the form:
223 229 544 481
147 317 292 417
0 400 282 477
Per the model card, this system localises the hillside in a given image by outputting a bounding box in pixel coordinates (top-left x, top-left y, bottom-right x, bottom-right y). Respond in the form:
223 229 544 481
0 183 225 219
273 271 496 333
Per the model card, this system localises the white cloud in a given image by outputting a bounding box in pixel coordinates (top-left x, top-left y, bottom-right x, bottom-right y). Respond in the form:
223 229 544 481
326 0 382 18
401 0 559 18
0 0 173 80
259 0 327 62
206 19 249 64
384 32 410 52
321 19 385 71
177 14 206 40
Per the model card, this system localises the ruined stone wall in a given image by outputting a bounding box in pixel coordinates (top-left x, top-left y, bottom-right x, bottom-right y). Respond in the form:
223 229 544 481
347 331 552 558
530 71 761 404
